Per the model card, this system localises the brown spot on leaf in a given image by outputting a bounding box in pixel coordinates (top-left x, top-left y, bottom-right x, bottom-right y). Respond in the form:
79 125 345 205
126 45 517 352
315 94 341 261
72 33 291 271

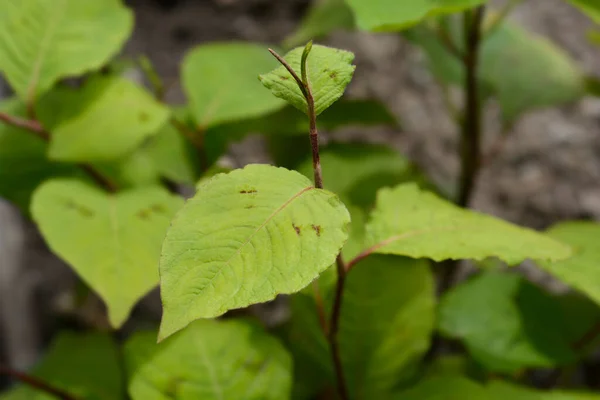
311 224 322 237
139 112 149 122
151 203 167 214
293 223 301 235
245 205 254 209
240 189 258 194
280 75 289 80
63 199 94 218
329 71 337 79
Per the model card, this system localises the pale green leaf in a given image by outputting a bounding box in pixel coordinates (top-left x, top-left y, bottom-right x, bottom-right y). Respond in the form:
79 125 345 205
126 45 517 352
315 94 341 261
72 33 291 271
182 43 286 128
37 76 170 162
93 149 162 189
438 272 594 372
0 98 80 213
0 0 133 100
0 332 123 400
396 376 600 400
365 183 571 264
288 255 435 399
125 319 292 400
158 164 350 340
31 179 184 327
259 44 356 115
567 0 600 23
283 0 355 48
346 0 486 32
539 221 600 307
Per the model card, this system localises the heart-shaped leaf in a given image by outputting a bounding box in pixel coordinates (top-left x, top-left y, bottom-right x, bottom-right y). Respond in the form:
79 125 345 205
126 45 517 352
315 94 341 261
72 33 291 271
0 0 133 100
31 179 184 327
363 183 571 264
37 76 170 162
158 164 350 340
125 319 292 400
259 44 356 116
183 42 286 128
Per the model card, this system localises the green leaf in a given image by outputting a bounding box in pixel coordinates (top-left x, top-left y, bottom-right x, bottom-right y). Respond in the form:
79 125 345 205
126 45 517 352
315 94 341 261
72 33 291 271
539 221 600 307
287 256 435 398
346 0 486 32
0 98 80 213
365 183 571 264
0 332 123 400
125 319 292 400
396 376 600 400
31 179 184 327
0 0 133 100
283 0 355 48
439 271 594 372
297 142 429 209
259 44 356 116
567 0 600 23
408 20 585 123
37 76 170 162
158 164 350 340
182 42 286 128
93 149 162 189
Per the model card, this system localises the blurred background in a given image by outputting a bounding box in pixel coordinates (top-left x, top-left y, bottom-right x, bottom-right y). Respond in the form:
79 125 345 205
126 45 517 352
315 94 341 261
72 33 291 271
1 0 599 386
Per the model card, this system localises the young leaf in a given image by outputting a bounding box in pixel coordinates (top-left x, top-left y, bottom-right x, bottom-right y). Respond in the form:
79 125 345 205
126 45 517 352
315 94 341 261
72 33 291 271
259 44 356 115
363 183 570 265
31 179 184 327
283 0 355 48
0 332 123 400
567 0 600 23
0 98 80 213
37 76 170 162
345 0 486 32
125 319 292 400
538 222 600 307
438 272 595 372
183 43 286 128
0 0 133 101
288 255 435 399
158 164 350 340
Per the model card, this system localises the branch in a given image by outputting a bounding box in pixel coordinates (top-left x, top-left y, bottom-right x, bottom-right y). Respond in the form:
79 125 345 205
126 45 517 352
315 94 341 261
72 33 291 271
170 117 207 171
573 320 600 352
435 19 466 62
0 112 116 192
0 364 80 400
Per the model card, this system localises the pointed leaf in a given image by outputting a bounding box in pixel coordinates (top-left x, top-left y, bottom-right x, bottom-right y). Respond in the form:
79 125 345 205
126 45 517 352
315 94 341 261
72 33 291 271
539 221 600 307
159 164 350 339
259 44 356 115
0 332 123 400
0 0 133 100
31 179 184 327
182 43 286 128
288 255 435 399
125 319 292 400
283 0 355 48
346 0 486 32
439 272 596 372
0 98 80 213
365 183 571 264
37 76 170 162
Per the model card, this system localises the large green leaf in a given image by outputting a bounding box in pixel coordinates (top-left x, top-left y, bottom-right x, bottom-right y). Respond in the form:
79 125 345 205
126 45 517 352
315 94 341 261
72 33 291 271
259 44 356 116
37 76 170 162
125 319 292 400
31 179 184 327
288 255 435 399
158 164 350 340
396 376 600 400
438 272 597 372
0 0 133 100
0 98 80 213
345 0 486 32
283 0 355 48
0 332 123 400
539 221 600 307
408 20 584 123
567 0 600 23
182 43 286 129
364 183 570 264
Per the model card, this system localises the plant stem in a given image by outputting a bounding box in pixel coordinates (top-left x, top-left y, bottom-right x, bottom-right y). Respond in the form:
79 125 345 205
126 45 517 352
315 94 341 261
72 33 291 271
0 364 79 400
269 44 349 400
573 319 600 352
0 112 116 192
